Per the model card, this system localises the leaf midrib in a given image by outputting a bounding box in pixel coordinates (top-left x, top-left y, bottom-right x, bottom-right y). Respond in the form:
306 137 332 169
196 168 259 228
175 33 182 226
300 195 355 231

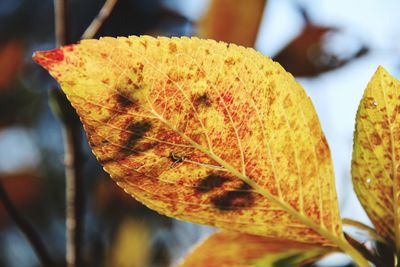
150 108 336 239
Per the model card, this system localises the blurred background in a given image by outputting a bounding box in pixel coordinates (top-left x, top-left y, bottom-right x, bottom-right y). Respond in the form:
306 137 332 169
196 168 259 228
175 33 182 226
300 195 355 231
0 0 399 266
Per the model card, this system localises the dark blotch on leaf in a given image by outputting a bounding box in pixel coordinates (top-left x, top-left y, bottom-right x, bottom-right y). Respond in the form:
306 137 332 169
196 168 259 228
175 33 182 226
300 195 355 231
194 93 211 107
115 93 138 108
211 182 254 211
98 156 115 165
122 121 152 153
98 121 152 164
195 174 230 193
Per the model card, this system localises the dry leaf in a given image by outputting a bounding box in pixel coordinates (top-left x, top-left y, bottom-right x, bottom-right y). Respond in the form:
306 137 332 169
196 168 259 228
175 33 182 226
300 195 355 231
352 66 400 250
273 24 368 77
273 23 332 77
179 231 331 267
197 0 266 47
33 36 342 246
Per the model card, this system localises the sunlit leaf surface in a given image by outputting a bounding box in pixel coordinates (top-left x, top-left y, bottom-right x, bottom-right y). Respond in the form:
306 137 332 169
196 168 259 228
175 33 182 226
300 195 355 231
352 66 400 249
34 36 341 245
179 231 331 267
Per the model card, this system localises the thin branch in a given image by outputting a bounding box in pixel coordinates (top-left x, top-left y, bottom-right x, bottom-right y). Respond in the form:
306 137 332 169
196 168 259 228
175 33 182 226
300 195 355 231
63 120 84 267
53 0 84 265
0 179 53 267
54 0 71 47
81 0 119 40
49 87 85 267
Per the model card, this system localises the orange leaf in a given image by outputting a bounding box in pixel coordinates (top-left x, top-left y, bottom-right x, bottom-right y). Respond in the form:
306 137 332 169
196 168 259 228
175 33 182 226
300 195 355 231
33 36 353 252
197 0 266 47
179 231 331 267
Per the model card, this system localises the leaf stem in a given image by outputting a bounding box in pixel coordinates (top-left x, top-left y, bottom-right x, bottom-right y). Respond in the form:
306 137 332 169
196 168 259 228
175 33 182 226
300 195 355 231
81 0 119 40
0 179 54 266
213 158 370 266
152 111 370 267
342 218 387 244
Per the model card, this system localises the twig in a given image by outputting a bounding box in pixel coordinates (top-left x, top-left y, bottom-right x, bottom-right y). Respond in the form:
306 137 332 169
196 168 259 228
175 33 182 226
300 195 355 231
81 0 119 39
53 0 84 265
62 118 84 267
0 179 53 266
54 0 71 47
49 87 84 267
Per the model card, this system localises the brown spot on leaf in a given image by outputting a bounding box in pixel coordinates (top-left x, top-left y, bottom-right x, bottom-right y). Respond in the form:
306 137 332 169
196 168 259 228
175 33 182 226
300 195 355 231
283 95 292 109
194 93 211 107
211 182 254 211
195 174 230 193
140 40 148 49
363 97 377 109
169 42 177 53
316 136 330 160
224 57 235 65
371 132 382 145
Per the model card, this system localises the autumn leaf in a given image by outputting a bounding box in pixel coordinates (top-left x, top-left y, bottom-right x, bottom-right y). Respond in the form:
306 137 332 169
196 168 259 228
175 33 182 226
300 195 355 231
197 0 266 47
179 231 332 267
352 66 400 252
33 36 369 264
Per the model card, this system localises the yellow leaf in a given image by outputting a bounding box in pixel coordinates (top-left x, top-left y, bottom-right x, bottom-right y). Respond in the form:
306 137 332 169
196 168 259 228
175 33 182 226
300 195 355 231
106 218 150 267
178 231 331 267
352 66 400 251
197 0 266 47
33 36 368 265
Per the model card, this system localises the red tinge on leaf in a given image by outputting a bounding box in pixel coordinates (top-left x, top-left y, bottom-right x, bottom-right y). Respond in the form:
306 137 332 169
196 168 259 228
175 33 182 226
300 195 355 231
33 45 74 72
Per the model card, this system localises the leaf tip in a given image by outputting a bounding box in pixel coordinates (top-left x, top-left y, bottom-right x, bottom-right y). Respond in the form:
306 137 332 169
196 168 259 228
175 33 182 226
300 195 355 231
374 65 391 77
32 44 75 71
